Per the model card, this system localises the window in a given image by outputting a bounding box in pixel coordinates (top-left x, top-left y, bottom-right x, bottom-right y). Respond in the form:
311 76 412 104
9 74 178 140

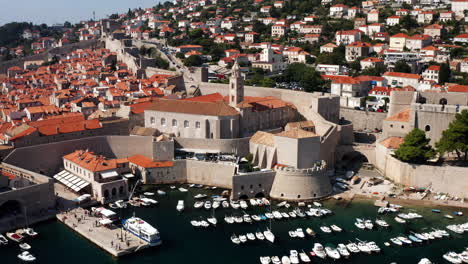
161 118 166 126
184 120 189 128
425 125 431 132
172 119 177 127
241 185 244 190
390 124 393 128
401 125 404 129
195 121 200 128
150 117 155 124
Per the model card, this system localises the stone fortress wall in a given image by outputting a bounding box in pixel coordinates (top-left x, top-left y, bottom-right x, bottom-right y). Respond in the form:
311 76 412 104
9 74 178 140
0 39 100 74
339 108 387 131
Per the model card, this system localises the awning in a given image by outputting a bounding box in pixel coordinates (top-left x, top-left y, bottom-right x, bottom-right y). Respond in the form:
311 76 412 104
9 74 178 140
123 173 135 178
53 170 90 192
99 219 113 225
100 170 118 179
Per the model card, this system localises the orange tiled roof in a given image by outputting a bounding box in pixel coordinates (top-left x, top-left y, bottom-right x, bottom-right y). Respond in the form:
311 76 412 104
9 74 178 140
385 108 411 122
127 154 173 168
380 137 404 149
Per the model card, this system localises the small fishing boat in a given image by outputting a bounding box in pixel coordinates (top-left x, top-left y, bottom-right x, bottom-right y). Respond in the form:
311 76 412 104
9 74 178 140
234 216 243 223
255 231 265 240
264 229 275 243
231 234 240 244
384 242 390 247
239 235 247 243
224 216 234 224
231 201 240 209
295 228 305 238
281 212 290 219
408 234 422 243
337 243 350 258
19 243 31 250
157 190 166 195
23 228 38 237
178 187 188 192
222 201 229 208
271 256 281 264
212 201 220 209
194 201 204 209
252 215 262 221
144 192 155 196
397 236 412 245
288 230 297 238
376 219 389 228
313 202 322 207
355 219 366 229
418 258 432 264
204 201 212 210
445 214 455 219
194 194 207 199
288 211 297 218
240 200 248 209
277 201 287 207
18 251 36 262
170 186 176 189
207 217 217 226
443 252 463 264
250 199 257 207
431 209 441 213
454 211 463 216
395 217 406 223
306 228 316 237
281 256 291 264
364 220 374 229
191 220 200 227
243 214 252 223
331 225 342 232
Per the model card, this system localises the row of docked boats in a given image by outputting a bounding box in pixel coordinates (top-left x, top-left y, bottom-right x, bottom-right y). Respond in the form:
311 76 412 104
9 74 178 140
388 228 450 246
222 208 332 225
260 250 311 264
446 222 468 234
354 218 390 229
443 248 468 264
194 198 271 210
0 228 39 262
232 229 275 244
377 204 403 214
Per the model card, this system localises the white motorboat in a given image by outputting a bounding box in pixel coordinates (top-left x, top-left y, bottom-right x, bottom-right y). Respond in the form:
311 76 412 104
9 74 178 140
390 237 403 246
305 228 316 237
447 225 464 234
200 220 209 228
281 212 290 219
397 236 412 245
222 201 229 208
176 200 184 212
239 235 247 243
231 234 240 244
207 217 217 226
262 198 270 206
194 201 204 209
252 215 262 221
204 201 212 210
170 186 176 189
325 246 340 260
337 244 350 258
23 228 38 237
376 219 389 228
313 202 322 207
212 201 220 209
194 194 207 199
246 233 256 241
140 198 158 206
250 199 258 206
115 200 127 208
418 258 432 264
230 201 240 209
277 201 287 207
357 242 372 254
255 231 265 240
224 216 234 224
312 243 327 259
260 256 271 264
0 234 8 245
394 217 406 223
296 228 305 238
289 250 299 264
355 219 366 229
289 230 297 238
243 214 252 223
299 251 311 262
6 232 23 243
190 220 201 227
19 243 31 250
320 226 332 233
18 251 36 262
144 192 155 196
445 214 455 219
240 200 248 209
331 225 342 232
281 256 291 264
157 190 166 195
364 220 374 229
367 241 381 253
178 187 188 192
346 242 360 253
443 252 463 264
271 256 281 264
288 211 297 218
459 252 468 263
265 212 274 219
412 232 429 241
272 211 283 219
264 229 275 243
123 217 161 246
423 232 435 240
234 216 243 223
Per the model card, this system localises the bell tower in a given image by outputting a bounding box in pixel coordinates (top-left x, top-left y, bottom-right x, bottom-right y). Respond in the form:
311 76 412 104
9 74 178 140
229 62 244 107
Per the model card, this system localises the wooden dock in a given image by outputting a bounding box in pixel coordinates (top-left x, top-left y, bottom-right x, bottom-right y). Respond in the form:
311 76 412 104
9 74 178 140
56 208 150 257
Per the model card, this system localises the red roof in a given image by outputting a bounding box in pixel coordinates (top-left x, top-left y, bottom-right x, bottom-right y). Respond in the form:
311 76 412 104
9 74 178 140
127 155 173 168
447 85 468 93
384 72 421 79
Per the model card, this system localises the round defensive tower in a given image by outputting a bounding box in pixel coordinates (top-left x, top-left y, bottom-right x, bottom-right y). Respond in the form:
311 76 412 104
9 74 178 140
269 161 332 201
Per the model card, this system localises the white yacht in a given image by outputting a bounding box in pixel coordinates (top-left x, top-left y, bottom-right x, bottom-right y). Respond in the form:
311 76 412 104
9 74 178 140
264 229 275 243
176 200 184 212
357 242 372 254
312 243 327 259
289 250 299 264
247 233 256 241
281 256 291 264
337 244 350 258
231 234 240 245
320 226 332 233
331 225 342 232
346 242 360 253
260 256 271 264
255 231 265 240
299 251 311 262
18 251 36 262
325 246 340 260
194 201 204 209
443 252 463 264
296 228 305 238
367 241 381 253
207 217 217 226
122 217 161 246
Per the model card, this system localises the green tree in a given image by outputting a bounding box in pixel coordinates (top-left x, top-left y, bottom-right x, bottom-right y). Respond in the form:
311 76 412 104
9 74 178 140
184 55 203 67
282 63 324 92
439 63 451 84
436 109 468 162
393 60 412 73
394 128 435 164
360 64 387 76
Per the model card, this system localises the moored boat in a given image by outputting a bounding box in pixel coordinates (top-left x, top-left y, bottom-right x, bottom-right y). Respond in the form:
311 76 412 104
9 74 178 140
6 232 23 243
18 251 36 262
19 243 31 250
122 217 161 246
176 200 184 212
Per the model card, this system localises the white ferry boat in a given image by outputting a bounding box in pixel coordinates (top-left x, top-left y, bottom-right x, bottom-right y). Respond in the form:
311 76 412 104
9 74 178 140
122 217 162 246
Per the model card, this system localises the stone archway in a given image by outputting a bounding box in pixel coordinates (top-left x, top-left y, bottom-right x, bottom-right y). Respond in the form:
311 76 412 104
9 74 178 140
238 194 249 200
0 200 23 219
339 151 370 172
254 192 265 198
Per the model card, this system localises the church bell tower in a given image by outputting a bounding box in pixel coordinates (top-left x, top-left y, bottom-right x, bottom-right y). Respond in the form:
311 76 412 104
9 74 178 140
229 62 244 107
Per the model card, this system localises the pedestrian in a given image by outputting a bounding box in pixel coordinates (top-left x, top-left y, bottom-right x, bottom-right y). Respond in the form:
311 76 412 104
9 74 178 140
111 241 113 247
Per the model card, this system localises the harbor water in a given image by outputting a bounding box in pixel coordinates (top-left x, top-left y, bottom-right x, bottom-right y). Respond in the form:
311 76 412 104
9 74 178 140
1 185 467 264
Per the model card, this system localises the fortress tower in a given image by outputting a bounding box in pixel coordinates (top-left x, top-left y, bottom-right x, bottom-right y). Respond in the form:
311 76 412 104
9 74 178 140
229 62 244 107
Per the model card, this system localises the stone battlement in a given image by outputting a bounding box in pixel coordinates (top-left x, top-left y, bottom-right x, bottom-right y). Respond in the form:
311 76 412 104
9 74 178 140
412 103 468 114
275 161 327 173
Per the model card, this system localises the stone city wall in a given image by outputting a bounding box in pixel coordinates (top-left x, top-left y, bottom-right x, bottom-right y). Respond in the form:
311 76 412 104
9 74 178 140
231 170 276 200
0 39 100 74
184 160 236 189
339 108 387 131
174 137 250 157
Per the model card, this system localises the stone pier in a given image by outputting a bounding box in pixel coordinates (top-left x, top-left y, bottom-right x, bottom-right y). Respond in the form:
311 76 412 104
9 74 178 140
56 208 150 257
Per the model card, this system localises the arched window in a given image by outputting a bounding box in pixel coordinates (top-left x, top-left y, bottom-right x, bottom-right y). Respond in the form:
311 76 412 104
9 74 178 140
418 97 426 104
161 118 166 126
425 125 431 132
195 121 201 128
184 120 189 128
439 98 447 105
150 117 155 124
172 119 177 127
112 188 117 196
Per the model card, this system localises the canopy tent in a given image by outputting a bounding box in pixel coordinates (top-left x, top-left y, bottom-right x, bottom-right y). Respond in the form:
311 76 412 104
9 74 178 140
53 170 90 192
99 218 113 225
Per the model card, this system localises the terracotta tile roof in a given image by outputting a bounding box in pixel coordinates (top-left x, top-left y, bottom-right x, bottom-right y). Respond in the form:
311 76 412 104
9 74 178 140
250 131 276 147
385 108 411 122
127 154 173 168
276 128 318 139
146 99 239 116
380 136 404 149
64 150 121 172
184 93 224 103
447 84 468 93
383 72 421 79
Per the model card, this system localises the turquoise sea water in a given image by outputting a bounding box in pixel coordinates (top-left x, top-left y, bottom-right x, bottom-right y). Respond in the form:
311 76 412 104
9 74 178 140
1 185 467 264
